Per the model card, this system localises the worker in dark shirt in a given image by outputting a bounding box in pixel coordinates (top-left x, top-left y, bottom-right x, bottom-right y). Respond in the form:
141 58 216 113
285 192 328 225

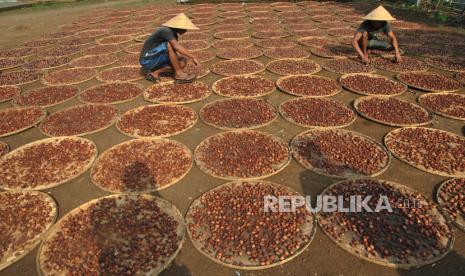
352 6 402 64
140 13 199 83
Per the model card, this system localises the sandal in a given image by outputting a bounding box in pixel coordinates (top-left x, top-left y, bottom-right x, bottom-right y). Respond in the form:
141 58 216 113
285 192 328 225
145 73 161 83
174 73 196 84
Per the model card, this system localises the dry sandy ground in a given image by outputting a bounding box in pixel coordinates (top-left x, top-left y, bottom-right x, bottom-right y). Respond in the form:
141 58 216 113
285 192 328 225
0 1 465 276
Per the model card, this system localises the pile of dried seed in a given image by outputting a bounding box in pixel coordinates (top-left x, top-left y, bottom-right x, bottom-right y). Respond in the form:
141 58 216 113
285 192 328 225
187 180 314 268
117 105 197 137
385 127 465 177
397 72 462 92
291 129 390 178
195 130 290 179
200 98 277 129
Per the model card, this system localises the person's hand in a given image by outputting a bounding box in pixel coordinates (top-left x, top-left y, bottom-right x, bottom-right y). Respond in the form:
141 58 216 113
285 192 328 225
192 58 200 66
395 52 402 63
361 54 370 64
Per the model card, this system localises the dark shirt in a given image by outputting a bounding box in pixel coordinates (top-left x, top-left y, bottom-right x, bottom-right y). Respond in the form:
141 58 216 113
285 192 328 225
140 27 177 60
356 20 392 40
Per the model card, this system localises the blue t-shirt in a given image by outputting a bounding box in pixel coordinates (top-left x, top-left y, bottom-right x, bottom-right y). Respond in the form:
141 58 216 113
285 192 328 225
140 27 177 60
356 21 392 40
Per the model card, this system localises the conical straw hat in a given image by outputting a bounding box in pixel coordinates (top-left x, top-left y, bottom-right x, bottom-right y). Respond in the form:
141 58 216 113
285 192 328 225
362 6 396 21
162 13 199 30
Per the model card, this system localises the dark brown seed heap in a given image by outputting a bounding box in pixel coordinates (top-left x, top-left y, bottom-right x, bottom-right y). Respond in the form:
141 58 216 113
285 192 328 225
213 75 275 97
42 31 74 39
189 50 216 63
117 105 197 137
372 56 428 73
112 28 142 36
385 127 465 177
212 38 254 49
186 181 314 268
0 58 24 70
0 106 45 137
313 16 341 24
80 83 143 104
255 38 297 48
14 85 79 107
200 98 277 129
144 81 210 103
179 40 210 50
397 72 463 92
38 46 80 58
42 68 96 85
76 29 108 38
267 59 321 75
311 45 356 58
212 60 265 76
252 31 289 39
252 24 282 32
0 86 20 103
91 139 192 192
277 75 340 96
298 36 339 47
292 29 326 38
40 104 119 136
402 44 450 57
60 37 95 47
215 31 249 39
192 18 216 26
0 47 36 58
215 24 247 32
23 56 71 70
327 28 354 37
355 97 432 126
319 178 453 267
340 73 406 96
39 195 184 274
455 71 465 84
96 35 132 45
437 178 465 230
185 62 210 78
97 66 142 82
220 11 246 18
392 20 421 29
264 47 309 59
195 130 289 179
217 47 263 60
0 137 96 189
291 129 390 178
0 70 41 86
279 98 355 128
323 58 376 74
418 93 465 120
425 56 465 72
23 38 57 48
82 44 121 55
251 18 280 25
117 53 139 66
0 191 56 269
69 54 115 68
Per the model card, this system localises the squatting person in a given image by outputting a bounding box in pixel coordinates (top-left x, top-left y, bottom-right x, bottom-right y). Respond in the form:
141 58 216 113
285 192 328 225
139 13 200 83
352 6 402 64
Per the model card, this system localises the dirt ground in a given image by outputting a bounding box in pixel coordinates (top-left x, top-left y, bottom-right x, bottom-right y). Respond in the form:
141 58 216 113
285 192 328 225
0 1 465 276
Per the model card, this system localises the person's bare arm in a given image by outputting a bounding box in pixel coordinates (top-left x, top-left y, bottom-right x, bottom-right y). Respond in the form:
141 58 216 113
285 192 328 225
168 39 199 65
388 31 402 63
352 32 369 63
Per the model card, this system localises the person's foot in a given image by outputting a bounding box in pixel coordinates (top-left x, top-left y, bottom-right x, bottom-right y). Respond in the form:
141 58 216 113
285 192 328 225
145 72 161 83
175 71 196 83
